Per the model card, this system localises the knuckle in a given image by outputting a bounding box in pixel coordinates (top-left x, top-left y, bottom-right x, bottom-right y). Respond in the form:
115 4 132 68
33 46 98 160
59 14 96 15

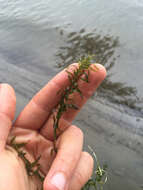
0 112 11 125
74 170 85 188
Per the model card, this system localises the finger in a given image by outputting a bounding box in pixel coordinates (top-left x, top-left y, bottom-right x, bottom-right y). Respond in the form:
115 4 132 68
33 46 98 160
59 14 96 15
69 152 94 190
0 84 16 152
43 125 83 190
14 64 79 130
40 64 106 140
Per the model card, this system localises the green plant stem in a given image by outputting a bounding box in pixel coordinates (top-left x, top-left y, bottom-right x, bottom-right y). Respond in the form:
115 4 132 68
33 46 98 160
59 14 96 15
9 137 44 182
53 56 98 152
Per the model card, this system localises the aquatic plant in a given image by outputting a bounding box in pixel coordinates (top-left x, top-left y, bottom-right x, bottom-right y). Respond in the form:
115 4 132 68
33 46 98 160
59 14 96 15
52 55 98 151
9 56 107 190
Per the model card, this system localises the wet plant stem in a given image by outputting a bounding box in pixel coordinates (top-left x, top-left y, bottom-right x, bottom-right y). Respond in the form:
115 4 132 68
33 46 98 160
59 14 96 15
53 56 98 151
9 136 44 190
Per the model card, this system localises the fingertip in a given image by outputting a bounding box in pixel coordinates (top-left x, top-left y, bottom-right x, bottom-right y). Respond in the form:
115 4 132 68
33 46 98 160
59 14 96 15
69 152 94 190
0 83 16 121
0 83 16 103
44 172 66 190
94 63 107 80
67 125 84 140
82 152 94 176
83 63 106 93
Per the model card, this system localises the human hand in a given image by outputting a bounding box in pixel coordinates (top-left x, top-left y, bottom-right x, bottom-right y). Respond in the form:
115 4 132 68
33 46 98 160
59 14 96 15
0 63 106 190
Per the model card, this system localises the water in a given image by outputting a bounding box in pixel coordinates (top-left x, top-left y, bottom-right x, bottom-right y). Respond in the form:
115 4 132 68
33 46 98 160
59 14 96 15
0 0 143 189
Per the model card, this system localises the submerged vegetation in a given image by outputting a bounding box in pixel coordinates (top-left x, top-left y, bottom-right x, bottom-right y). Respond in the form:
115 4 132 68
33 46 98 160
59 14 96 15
56 28 142 114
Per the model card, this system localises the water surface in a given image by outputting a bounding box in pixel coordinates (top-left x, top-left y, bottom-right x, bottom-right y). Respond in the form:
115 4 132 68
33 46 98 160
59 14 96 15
0 1 143 189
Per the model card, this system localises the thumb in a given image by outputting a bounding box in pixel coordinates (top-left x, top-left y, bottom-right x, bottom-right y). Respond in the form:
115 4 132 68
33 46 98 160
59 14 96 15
0 84 16 152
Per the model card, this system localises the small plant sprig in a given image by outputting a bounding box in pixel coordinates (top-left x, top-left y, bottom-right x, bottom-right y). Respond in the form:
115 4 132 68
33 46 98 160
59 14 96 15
9 137 44 184
82 146 108 190
52 55 98 151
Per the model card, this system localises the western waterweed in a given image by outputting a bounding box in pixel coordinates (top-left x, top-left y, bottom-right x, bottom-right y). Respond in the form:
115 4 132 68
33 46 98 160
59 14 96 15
9 55 107 190
52 55 98 152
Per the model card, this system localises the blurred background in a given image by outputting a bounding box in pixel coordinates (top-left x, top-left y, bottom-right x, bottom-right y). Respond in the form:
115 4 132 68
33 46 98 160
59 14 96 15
0 0 143 189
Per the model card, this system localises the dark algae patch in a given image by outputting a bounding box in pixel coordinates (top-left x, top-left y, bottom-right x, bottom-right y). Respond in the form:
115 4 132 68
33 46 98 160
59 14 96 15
56 28 142 115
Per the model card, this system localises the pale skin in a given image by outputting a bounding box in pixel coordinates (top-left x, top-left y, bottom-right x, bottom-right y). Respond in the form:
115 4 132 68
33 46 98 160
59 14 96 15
0 63 106 190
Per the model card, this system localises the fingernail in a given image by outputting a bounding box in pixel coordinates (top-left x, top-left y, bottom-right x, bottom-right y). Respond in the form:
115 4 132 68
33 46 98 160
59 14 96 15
51 172 66 190
93 63 100 70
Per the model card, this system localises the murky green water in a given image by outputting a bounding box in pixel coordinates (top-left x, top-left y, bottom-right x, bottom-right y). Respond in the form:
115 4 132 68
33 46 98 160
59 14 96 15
0 0 142 189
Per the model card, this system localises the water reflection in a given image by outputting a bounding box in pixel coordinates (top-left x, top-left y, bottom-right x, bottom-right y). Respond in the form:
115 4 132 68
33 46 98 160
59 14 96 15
56 28 142 114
